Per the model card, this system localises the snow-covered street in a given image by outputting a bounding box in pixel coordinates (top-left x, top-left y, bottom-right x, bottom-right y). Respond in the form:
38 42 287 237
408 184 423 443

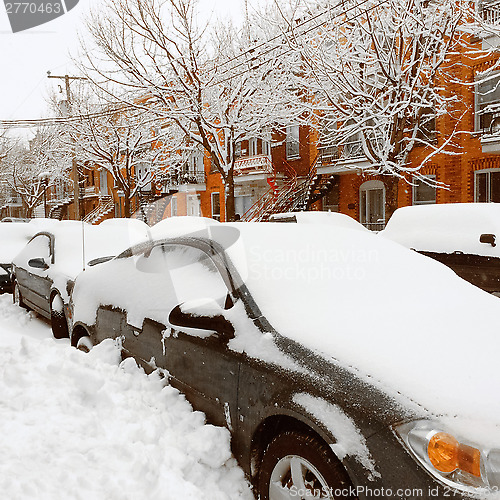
0 294 253 500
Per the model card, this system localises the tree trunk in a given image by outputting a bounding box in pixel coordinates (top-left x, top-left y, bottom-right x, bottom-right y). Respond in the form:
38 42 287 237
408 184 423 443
225 167 235 222
384 176 399 224
124 194 131 218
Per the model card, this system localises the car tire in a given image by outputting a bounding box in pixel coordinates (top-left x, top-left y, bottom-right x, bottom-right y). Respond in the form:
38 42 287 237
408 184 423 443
13 281 28 310
257 431 357 500
50 294 69 339
76 336 93 353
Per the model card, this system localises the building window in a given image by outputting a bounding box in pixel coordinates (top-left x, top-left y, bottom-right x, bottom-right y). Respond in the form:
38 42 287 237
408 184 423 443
170 196 177 216
187 194 201 216
286 125 300 159
235 142 242 159
249 137 258 157
476 73 500 133
211 192 221 221
413 175 436 205
359 180 385 231
262 135 271 157
416 108 436 144
475 169 500 202
188 151 204 172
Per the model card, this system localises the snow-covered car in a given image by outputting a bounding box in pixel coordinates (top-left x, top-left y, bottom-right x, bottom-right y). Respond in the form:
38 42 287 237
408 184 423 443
380 203 500 294
12 219 149 339
269 211 367 231
0 222 37 294
70 219 500 499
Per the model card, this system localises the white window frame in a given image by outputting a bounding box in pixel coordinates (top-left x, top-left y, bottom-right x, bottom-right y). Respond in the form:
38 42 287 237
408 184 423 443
412 175 437 205
171 196 178 216
286 125 300 159
475 72 500 133
359 180 385 230
211 192 221 221
474 168 500 202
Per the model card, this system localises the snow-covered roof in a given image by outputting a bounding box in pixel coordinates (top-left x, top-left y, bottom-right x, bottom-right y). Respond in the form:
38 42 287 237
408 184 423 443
380 203 500 257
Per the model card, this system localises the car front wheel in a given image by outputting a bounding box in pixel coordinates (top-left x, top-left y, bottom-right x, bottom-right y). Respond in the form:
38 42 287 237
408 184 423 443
50 294 69 339
76 335 93 353
258 431 357 500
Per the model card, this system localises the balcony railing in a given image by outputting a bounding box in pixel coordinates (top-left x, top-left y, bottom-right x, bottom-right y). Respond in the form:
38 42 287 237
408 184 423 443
318 145 340 165
341 140 364 159
5 197 22 206
234 155 274 176
162 169 206 190
481 0 500 24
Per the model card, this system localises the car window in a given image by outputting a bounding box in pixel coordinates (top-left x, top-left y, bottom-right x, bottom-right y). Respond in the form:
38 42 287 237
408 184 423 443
15 234 51 267
138 243 229 308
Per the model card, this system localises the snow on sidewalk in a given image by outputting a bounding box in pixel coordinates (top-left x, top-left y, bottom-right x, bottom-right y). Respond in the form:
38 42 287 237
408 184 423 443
0 295 253 500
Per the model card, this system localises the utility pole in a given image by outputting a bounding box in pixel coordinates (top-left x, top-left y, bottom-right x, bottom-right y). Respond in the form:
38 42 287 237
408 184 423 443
47 72 87 220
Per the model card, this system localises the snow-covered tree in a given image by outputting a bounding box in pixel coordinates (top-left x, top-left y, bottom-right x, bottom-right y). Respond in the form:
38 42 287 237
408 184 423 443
77 0 302 221
1 129 69 217
60 89 168 218
279 0 500 214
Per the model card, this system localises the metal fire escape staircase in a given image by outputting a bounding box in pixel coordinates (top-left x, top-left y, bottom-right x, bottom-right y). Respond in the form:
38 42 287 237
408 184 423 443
241 158 320 222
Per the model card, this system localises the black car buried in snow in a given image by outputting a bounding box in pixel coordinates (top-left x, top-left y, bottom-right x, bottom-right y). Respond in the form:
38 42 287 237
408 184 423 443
69 219 500 499
380 203 500 296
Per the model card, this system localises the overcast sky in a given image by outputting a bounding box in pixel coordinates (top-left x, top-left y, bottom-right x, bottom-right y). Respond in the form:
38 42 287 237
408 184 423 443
0 0 246 138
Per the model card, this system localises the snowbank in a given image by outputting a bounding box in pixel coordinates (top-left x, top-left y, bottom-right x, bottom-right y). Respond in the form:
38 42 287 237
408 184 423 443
0 296 252 500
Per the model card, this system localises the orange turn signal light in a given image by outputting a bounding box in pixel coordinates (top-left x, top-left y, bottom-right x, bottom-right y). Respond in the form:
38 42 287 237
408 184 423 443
428 432 481 478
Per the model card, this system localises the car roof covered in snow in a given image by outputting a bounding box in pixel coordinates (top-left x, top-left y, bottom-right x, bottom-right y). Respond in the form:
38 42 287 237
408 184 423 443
269 211 367 231
13 220 150 278
379 203 500 257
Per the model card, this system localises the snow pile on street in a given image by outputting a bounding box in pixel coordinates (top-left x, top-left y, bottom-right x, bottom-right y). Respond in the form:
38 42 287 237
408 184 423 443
0 295 252 500
380 203 500 257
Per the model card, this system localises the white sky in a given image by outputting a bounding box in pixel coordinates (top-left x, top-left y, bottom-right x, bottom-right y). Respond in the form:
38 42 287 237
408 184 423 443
0 0 246 139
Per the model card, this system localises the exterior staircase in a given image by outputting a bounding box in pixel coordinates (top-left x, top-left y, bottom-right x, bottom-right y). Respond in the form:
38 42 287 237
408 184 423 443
48 197 73 220
241 158 319 222
83 196 114 225
303 173 339 209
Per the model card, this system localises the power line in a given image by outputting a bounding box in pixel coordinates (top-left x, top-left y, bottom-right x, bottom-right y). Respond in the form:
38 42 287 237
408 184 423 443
209 0 390 88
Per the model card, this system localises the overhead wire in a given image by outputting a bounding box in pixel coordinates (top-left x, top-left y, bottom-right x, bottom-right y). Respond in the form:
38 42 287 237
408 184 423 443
0 0 389 129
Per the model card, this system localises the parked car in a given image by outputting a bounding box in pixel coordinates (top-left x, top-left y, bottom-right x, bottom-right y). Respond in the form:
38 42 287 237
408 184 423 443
12 219 149 339
380 203 500 294
269 211 368 231
0 222 36 294
70 219 500 499
1 217 30 223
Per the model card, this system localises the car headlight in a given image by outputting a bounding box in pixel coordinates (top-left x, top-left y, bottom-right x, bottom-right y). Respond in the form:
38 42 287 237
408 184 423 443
394 420 500 496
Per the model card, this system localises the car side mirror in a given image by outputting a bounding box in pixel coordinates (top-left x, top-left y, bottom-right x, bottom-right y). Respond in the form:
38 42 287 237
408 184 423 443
480 233 496 247
28 257 49 270
169 298 235 339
